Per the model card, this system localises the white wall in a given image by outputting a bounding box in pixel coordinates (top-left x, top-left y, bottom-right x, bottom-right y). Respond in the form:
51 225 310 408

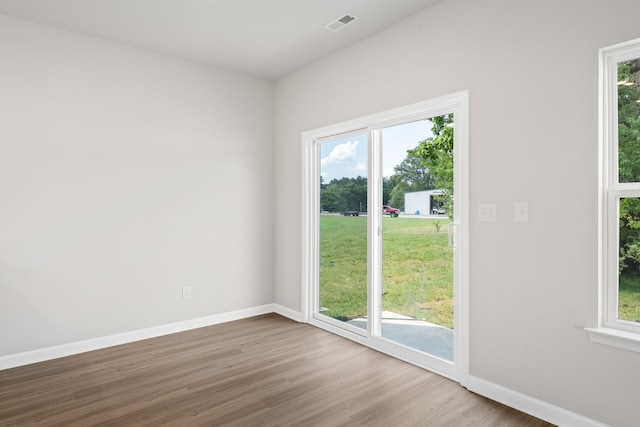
274 0 640 425
0 15 274 356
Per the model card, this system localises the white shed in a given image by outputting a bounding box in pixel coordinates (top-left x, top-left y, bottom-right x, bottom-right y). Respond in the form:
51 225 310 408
404 189 444 215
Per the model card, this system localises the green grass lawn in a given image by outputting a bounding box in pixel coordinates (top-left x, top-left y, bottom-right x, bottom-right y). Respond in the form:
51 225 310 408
319 215 454 328
318 215 640 327
619 275 640 321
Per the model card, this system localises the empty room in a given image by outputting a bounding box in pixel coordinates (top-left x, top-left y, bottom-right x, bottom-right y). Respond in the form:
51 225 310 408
1 0 640 426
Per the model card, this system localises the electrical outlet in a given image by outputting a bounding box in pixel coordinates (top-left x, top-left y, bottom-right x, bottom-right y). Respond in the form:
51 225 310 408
182 286 191 300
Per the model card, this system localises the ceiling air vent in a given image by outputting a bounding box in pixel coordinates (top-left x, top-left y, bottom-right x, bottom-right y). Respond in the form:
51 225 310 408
323 13 359 32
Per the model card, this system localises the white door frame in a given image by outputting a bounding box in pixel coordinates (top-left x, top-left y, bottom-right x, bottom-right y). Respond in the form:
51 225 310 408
301 91 469 385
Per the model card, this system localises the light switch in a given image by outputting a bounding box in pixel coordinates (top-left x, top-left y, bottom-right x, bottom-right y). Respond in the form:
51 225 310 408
514 202 529 223
477 203 497 222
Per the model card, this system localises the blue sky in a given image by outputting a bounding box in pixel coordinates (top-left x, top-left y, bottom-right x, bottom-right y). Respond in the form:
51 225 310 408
320 119 432 182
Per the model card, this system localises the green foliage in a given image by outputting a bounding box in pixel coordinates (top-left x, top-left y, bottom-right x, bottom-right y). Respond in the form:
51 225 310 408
618 60 640 183
385 144 436 211
618 60 640 275
617 59 640 320
383 174 401 206
389 180 410 211
320 176 367 212
620 241 640 275
412 114 454 218
393 152 436 189
619 198 640 274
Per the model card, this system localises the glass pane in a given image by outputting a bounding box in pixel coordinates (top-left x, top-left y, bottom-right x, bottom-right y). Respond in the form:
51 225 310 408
380 116 454 361
617 59 640 183
319 134 368 329
619 197 640 322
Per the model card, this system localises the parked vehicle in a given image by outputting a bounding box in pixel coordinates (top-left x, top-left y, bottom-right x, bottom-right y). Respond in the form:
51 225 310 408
382 205 399 217
343 210 360 216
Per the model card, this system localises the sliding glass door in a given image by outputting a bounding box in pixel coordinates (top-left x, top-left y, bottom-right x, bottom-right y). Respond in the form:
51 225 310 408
379 118 454 362
304 93 468 381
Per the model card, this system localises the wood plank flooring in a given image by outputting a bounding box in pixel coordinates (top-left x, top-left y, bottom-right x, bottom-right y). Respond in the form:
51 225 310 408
0 314 554 426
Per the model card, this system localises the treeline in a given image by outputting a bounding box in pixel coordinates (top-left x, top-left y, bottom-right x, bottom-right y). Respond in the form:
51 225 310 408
320 176 367 213
320 153 437 213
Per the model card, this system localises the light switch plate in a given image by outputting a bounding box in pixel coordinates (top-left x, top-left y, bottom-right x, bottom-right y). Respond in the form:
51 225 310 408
514 202 529 223
478 203 497 222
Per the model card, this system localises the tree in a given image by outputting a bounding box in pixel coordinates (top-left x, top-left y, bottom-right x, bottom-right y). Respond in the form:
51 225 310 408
383 175 400 206
320 184 343 212
412 114 454 218
385 141 436 211
320 176 367 213
617 59 640 277
618 60 640 184
393 154 436 190
389 181 410 210
343 176 367 212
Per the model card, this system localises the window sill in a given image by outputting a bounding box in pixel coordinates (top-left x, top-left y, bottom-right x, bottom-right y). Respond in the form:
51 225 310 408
585 326 640 352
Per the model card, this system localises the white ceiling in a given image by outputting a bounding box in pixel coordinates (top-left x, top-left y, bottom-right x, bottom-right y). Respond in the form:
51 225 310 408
0 0 442 80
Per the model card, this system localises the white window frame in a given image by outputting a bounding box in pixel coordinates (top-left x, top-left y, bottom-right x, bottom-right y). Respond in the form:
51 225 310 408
301 91 469 383
586 38 640 352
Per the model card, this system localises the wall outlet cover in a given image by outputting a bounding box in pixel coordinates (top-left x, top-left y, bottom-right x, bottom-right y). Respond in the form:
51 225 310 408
477 203 497 222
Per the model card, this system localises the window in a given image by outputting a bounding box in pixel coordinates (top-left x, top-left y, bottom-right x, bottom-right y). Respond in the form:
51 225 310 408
587 38 640 351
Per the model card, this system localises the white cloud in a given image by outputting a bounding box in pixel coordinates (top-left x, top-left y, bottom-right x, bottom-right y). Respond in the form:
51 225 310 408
354 161 366 172
321 140 359 167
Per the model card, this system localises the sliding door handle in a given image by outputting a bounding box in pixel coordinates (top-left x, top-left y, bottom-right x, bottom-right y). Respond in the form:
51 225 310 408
448 223 457 249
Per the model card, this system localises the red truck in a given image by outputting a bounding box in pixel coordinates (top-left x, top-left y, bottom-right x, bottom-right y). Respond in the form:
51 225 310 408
382 205 399 217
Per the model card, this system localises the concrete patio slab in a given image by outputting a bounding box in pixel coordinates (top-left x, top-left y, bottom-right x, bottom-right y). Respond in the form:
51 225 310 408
347 311 453 361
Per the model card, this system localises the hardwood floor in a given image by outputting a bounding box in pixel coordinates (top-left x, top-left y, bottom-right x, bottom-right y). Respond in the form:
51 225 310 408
0 314 553 426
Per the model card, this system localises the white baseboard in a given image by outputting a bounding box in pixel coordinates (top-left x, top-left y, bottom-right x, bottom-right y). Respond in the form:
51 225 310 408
272 303 303 322
467 375 608 427
0 304 278 370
